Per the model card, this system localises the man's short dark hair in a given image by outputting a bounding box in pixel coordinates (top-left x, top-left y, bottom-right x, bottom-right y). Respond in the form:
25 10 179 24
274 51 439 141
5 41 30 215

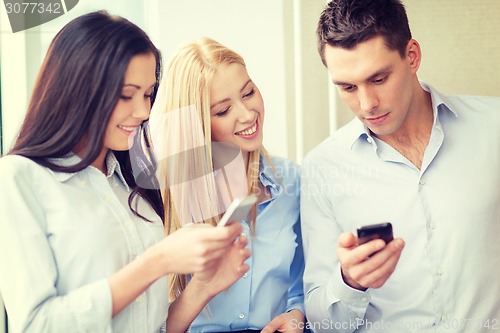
317 0 412 65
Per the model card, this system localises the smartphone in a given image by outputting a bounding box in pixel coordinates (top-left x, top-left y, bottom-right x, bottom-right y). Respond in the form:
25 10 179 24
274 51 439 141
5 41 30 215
356 222 393 245
217 195 258 227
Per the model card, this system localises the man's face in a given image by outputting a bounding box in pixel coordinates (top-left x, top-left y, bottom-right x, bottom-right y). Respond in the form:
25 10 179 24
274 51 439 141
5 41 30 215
324 35 418 139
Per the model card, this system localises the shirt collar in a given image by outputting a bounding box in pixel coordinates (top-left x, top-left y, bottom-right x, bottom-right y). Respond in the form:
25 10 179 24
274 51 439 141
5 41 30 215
47 154 82 182
106 152 130 191
349 80 459 150
259 156 280 197
49 152 130 191
420 81 459 122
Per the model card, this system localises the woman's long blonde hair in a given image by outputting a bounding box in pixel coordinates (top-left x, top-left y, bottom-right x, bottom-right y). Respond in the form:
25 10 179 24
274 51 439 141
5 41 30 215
152 37 270 300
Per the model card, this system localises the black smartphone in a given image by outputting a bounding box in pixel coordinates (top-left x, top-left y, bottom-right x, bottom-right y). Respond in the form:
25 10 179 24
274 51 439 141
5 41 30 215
356 222 393 245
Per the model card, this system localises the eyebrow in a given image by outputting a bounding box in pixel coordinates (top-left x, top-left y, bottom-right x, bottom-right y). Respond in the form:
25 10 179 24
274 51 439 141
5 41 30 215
332 66 393 86
210 79 253 109
122 83 156 90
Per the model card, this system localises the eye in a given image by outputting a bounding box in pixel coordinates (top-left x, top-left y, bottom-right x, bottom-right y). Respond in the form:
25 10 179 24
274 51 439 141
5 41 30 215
243 88 255 99
373 76 388 84
120 95 133 100
215 107 230 117
342 85 356 93
145 88 154 100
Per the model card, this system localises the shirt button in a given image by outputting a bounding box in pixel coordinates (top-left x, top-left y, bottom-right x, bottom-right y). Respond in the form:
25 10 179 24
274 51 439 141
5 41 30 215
135 295 144 303
429 223 436 229
243 273 248 278
441 315 447 322
437 268 444 275
239 313 245 319
361 297 368 302
366 137 373 144
419 179 425 185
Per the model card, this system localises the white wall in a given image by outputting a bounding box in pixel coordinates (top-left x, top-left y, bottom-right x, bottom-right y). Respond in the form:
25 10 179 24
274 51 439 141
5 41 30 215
0 0 150 154
1 0 330 162
157 0 290 159
0 295 4 333
405 0 500 96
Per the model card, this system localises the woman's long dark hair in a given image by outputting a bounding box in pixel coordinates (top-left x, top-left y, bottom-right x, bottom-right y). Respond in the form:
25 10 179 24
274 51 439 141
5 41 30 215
9 11 164 222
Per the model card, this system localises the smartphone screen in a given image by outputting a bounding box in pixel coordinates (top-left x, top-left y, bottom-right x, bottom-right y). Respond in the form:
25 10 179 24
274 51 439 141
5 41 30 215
357 222 393 245
217 195 258 227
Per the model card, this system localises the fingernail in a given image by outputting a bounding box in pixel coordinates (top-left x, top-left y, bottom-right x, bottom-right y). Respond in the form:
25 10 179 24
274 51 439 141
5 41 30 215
394 239 405 250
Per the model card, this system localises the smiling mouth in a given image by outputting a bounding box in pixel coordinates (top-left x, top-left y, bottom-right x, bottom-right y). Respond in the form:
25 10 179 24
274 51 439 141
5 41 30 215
235 121 257 136
118 125 139 133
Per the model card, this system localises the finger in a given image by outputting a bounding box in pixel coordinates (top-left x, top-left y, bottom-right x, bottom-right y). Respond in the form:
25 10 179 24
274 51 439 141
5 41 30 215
203 222 244 242
238 263 250 274
198 227 245 250
338 232 357 249
238 248 252 262
200 239 252 269
368 239 405 286
261 316 283 333
235 233 248 248
340 239 386 268
354 238 405 287
184 222 212 229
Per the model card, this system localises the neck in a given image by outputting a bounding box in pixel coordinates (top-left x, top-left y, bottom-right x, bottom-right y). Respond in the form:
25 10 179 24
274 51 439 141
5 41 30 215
90 148 108 174
375 85 433 169
73 138 108 174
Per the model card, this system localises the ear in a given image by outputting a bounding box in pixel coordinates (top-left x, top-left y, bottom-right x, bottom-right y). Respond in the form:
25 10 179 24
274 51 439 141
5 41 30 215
406 39 421 73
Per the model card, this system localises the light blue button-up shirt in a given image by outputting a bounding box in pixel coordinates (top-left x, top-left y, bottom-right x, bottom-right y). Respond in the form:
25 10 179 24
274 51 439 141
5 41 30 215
301 82 500 332
0 153 168 333
190 156 305 332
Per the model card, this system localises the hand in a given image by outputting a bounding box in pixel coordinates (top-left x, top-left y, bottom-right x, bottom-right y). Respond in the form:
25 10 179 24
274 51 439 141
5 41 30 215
150 222 244 276
261 309 305 333
337 232 405 290
191 233 251 297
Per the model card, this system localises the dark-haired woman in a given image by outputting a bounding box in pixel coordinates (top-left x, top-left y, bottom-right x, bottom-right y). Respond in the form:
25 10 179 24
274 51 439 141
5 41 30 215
0 11 249 333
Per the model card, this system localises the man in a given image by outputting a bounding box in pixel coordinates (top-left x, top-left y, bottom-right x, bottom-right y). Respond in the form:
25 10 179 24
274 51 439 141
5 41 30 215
300 0 500 332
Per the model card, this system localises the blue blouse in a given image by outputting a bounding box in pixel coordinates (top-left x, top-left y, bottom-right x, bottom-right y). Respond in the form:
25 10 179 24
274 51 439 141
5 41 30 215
190 156 305 332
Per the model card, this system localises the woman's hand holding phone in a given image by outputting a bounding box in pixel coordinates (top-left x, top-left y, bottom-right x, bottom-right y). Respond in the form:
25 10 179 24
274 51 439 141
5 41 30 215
217 195 258 227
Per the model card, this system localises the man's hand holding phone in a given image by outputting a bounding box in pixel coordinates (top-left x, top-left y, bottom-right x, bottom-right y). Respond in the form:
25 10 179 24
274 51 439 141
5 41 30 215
337 223 405 291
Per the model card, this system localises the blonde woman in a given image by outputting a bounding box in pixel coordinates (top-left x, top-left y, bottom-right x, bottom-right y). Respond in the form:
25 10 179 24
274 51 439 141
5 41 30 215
150 38 305 333
0 13 249 333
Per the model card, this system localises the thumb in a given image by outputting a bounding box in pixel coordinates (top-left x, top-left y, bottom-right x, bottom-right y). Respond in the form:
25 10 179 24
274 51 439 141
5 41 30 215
338 232 357 248
261 315 285 333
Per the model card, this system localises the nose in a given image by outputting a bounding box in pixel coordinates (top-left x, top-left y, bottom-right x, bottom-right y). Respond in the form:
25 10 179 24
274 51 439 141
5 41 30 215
235 102 255 123
358 87 379 113
132 98 151 121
